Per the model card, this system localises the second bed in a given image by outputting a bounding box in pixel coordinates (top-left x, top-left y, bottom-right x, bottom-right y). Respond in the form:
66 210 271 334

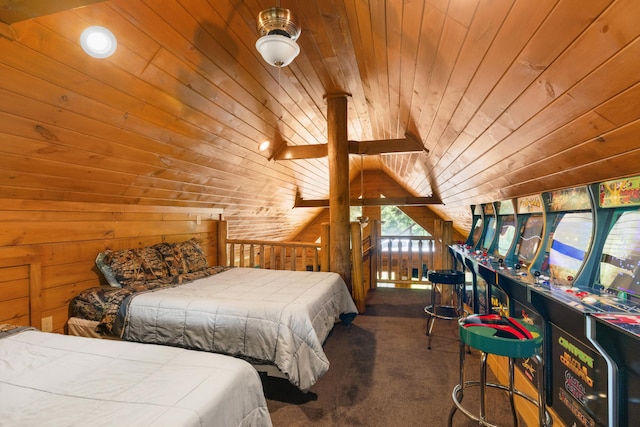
70 266 358 391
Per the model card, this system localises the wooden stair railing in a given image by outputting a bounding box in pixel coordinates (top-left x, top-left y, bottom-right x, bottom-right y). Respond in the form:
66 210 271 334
225 239 323 272
219 220 369 312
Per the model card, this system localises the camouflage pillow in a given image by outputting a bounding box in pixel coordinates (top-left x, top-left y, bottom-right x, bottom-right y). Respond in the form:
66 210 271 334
95 252 120 287
102 247 169 286
152 242 188 276
174 238 209 273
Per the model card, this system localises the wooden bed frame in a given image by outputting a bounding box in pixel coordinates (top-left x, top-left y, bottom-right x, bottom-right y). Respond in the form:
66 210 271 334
0 247 41 328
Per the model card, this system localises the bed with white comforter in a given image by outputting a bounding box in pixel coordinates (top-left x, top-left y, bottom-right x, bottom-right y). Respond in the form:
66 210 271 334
121 268 358 391
0 325 272 427
71 268 358 391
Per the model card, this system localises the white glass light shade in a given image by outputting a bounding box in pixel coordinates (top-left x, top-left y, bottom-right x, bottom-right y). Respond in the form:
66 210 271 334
80 26 117 58
255 34 300 67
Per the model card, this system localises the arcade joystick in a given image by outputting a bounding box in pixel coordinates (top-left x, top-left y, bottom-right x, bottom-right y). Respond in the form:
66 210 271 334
582 296 598 304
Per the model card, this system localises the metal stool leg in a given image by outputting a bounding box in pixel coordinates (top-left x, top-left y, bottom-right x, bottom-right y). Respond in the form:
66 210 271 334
426 282 437 349
426 316 435 349
480 351 488 423
448 337 466 426
509 357 519 427
533 354 550 427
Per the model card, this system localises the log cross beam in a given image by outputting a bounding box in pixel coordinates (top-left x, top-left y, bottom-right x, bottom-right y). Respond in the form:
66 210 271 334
294 190 443 208
270 132 427 160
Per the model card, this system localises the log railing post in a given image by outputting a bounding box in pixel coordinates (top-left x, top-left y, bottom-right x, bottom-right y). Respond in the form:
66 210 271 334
320 222 330 272
351 222 365 312
217 220 228 266
369 219 379 289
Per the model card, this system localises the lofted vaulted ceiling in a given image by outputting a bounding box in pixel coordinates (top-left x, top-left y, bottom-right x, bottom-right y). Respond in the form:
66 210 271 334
0 0 639 240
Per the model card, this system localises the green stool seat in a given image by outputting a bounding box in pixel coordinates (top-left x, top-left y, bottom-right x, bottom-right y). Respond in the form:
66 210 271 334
448 315 551 427
459 317 542 359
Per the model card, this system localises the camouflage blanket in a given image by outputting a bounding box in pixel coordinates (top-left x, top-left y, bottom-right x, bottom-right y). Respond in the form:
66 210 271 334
0 324 35 338
71 266 234 336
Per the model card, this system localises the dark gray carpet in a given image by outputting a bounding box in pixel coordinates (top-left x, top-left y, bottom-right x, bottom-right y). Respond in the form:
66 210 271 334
263 287 519 426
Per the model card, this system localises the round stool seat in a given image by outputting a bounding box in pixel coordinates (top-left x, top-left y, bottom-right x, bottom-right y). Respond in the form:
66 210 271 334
424 270 466 349
459 315 542 359
449 314 550 427
427 270 465 284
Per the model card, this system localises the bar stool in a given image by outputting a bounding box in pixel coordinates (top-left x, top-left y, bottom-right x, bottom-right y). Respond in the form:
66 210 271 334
448 314 551 427
424 269 465 349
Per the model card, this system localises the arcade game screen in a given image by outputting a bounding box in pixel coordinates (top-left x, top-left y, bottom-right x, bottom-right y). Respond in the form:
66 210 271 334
496 214 516 257
546 212 593 287
599 210 640 298
482 216 496 251
515 214 544 264
471 217 483 247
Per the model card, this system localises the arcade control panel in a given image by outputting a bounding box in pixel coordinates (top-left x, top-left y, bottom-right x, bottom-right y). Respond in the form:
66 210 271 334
525 272 640 315
453 244 640 315
592 313 640 337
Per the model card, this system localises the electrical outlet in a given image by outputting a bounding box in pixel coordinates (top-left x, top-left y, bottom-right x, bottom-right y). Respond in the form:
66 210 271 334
196 215 202 225
41 316 53 332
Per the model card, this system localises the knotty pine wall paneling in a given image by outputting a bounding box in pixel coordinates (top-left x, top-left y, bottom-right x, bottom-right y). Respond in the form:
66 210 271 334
0 198 222 333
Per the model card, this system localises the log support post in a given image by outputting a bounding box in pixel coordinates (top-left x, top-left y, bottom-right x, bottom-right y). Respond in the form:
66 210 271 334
326 93 352 290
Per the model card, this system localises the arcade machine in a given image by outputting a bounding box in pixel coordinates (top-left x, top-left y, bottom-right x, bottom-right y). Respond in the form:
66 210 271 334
466 204 484 249
579 178 640 427
478 203 497 253
492 196 547 399
456 201 517 316
504 195 546 271
526 186 609 426
498 195 546 323
449 245 476 314
463 203 497 315
465 200 514 317
485 199 518 315
488 199 518 261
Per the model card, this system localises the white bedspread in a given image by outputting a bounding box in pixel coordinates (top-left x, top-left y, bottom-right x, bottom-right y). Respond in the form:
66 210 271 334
0 329 272 427
122 268 358 391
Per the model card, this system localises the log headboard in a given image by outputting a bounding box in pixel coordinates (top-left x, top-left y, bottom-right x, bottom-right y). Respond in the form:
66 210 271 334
0 198 223 333
0 249 41 328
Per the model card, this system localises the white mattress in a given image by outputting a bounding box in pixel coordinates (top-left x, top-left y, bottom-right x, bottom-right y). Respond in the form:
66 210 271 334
0 328 272 427
120 268 358 391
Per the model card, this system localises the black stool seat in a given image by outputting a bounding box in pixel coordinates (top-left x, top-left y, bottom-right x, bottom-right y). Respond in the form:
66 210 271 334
427 270 465 285
424 270 465 349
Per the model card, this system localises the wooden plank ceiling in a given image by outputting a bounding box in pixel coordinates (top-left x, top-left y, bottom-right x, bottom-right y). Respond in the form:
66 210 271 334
0 0 639 240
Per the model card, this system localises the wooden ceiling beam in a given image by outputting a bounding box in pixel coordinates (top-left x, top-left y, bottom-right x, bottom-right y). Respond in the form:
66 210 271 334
0 0 105 24
271 143 327 160
272 133 427 160
350 133 428 155
294 195 443 208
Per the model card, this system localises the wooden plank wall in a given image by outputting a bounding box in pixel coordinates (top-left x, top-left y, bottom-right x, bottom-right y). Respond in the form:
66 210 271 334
0 198 222 333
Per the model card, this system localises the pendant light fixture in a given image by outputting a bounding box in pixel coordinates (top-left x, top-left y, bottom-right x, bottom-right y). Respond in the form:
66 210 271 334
255 2 301 67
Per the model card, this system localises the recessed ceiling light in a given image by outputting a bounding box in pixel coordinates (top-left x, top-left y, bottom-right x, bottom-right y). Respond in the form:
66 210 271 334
259 141 271 152
80 26 117 58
